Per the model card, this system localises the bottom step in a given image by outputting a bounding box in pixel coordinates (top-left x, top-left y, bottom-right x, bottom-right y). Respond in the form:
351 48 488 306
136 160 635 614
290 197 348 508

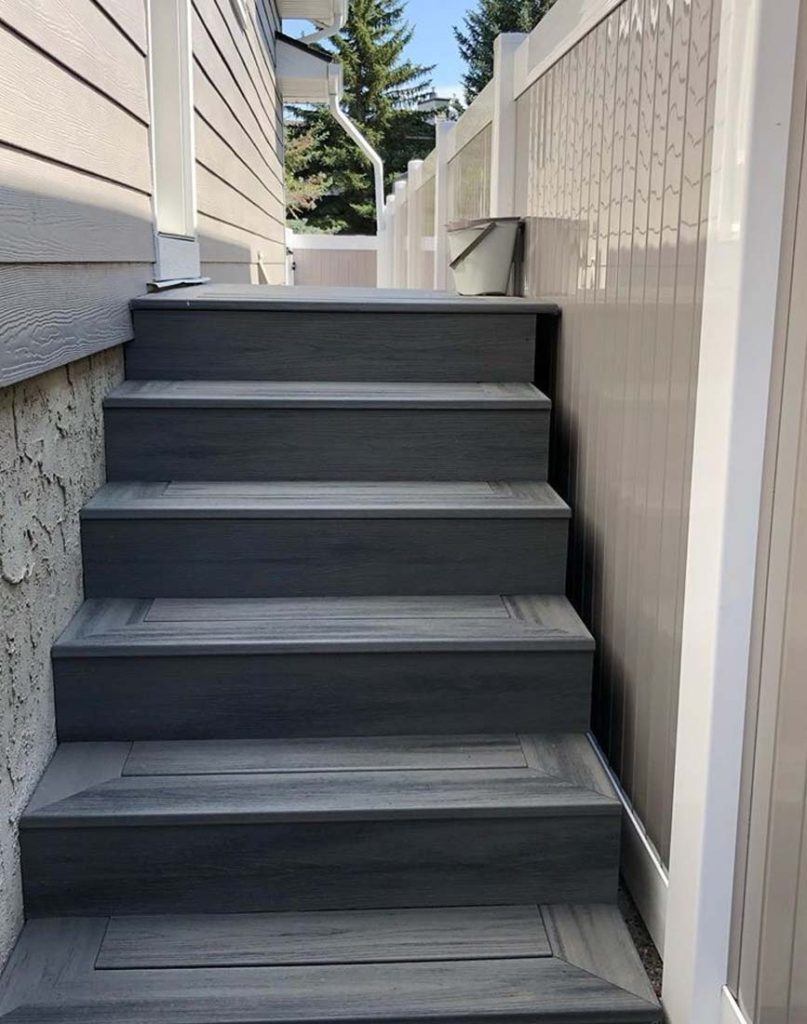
0 907 660 1022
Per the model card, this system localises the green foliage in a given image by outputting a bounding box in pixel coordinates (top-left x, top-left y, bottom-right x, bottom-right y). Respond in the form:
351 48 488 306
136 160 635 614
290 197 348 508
284 126 331 223
286 0 436 234
454 0 557 102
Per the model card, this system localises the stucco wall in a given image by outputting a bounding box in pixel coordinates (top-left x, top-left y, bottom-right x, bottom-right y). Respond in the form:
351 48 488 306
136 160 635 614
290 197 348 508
0 346 124 968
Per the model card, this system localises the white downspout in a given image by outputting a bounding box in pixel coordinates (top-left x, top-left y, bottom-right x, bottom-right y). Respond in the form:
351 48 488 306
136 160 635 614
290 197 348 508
327 63 385 234
299 0 348 45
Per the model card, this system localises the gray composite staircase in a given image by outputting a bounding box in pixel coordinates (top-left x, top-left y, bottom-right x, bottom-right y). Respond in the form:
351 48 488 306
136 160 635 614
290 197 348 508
0 285 660 1023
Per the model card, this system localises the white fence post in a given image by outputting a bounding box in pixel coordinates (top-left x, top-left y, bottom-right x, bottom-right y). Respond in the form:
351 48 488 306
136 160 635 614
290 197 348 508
392 178 407 288
489 32 525 218
406 159 424 289
662 0 803 1020
433 119 455 291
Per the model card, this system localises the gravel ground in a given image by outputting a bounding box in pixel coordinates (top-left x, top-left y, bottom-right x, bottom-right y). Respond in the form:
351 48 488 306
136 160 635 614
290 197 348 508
619 884 664 997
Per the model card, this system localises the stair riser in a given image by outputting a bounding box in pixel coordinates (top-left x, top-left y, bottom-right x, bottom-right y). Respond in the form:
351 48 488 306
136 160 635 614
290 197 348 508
127 311 539 382
81 519 569 598
53 651 593 741
21 815 619 916
104 409 550 482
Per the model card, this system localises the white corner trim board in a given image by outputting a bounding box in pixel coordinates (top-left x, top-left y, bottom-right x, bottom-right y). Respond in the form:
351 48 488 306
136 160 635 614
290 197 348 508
721 988 751 1024
588 736 669 957
662 0 802 1022
513 0 626 98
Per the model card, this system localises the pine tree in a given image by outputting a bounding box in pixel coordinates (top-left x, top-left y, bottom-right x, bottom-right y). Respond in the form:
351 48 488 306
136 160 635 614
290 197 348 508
454 0 557 103
286 0 436 234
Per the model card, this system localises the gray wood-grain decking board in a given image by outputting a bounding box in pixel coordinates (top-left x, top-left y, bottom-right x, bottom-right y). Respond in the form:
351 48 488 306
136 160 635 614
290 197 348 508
104 381 550 409
22 767 616 828
126 309 539 382
21 816 619 915
81 517 569 598
1 955 659 1024
123 735 528 775
96 906 551 968
0 912 659 1022
129 283 559 313
53 649 593 740
53 595 594 656
104 407 549 482
82 481 568 517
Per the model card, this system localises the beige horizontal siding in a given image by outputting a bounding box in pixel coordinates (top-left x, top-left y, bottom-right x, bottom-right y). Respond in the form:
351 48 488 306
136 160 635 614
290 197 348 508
192 0 285 284
0 147 153 263
0 0 149 121
0 2 153 386
0 263 150 383
94 0 148 52
0 26 150 192
514 0 720 864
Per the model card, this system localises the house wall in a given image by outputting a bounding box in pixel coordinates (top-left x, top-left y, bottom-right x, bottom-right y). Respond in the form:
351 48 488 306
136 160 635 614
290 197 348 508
0 0 287 972
729 4 807 1018
193 0 286 284
513 0 721 865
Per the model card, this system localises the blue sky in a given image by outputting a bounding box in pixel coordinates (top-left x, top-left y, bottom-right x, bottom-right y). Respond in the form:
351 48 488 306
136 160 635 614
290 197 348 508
402 0 470 99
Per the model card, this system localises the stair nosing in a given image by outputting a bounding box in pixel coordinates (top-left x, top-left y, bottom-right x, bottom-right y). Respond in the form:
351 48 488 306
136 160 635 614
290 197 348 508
80 482 571 521
21 769 619 830
52 596 595 658
102 382 551 411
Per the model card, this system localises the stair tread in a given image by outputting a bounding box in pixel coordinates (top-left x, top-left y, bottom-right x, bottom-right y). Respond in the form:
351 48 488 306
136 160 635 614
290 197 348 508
53 595 594 656
22 735 618 828
0 909 659 1022
82 481 570 519
23 766 616 830
130 283 559 316
104 381 550 409
96 905 552 968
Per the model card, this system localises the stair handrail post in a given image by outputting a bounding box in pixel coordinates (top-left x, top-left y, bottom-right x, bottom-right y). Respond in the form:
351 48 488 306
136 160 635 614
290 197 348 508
489 32 526 219
433 118 456 291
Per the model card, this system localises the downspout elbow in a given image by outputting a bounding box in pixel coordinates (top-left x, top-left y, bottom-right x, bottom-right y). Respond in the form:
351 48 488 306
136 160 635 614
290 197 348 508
299 0 348 45
327 67 385 233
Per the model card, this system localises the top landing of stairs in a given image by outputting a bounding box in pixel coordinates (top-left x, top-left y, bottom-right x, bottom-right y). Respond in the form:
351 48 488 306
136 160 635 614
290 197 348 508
131 284 560 316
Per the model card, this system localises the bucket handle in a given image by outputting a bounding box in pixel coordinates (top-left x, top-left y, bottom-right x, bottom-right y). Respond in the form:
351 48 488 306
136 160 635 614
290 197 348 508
448 221 497 270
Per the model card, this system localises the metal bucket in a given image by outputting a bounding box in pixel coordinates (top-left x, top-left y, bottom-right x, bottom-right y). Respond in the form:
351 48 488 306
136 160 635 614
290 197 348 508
447 217 522 296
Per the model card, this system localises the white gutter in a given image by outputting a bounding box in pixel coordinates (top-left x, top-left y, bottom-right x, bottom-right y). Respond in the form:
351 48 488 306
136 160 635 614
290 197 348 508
299 0 348 44
327 63 385 233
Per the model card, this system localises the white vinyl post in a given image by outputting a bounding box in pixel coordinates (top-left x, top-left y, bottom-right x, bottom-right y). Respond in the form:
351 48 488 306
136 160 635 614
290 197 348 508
433 119 455 291
406 160 424 289
376 195 393 288
489 33 525 218
662 0 802 1021
392 178 408 289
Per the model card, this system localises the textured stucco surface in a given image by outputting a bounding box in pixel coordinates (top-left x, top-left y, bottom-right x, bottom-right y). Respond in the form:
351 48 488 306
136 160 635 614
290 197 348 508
0 346 124 969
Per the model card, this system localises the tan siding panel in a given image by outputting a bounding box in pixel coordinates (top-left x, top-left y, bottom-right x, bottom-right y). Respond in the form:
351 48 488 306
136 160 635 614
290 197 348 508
0 26 150 191
0 0 149 121
191 2 283 193
0 263 150 386
95 0 147 52
195 114 282 215
0 147 154 263
197 212 284 264
196 164 284 242
516 0 721 864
